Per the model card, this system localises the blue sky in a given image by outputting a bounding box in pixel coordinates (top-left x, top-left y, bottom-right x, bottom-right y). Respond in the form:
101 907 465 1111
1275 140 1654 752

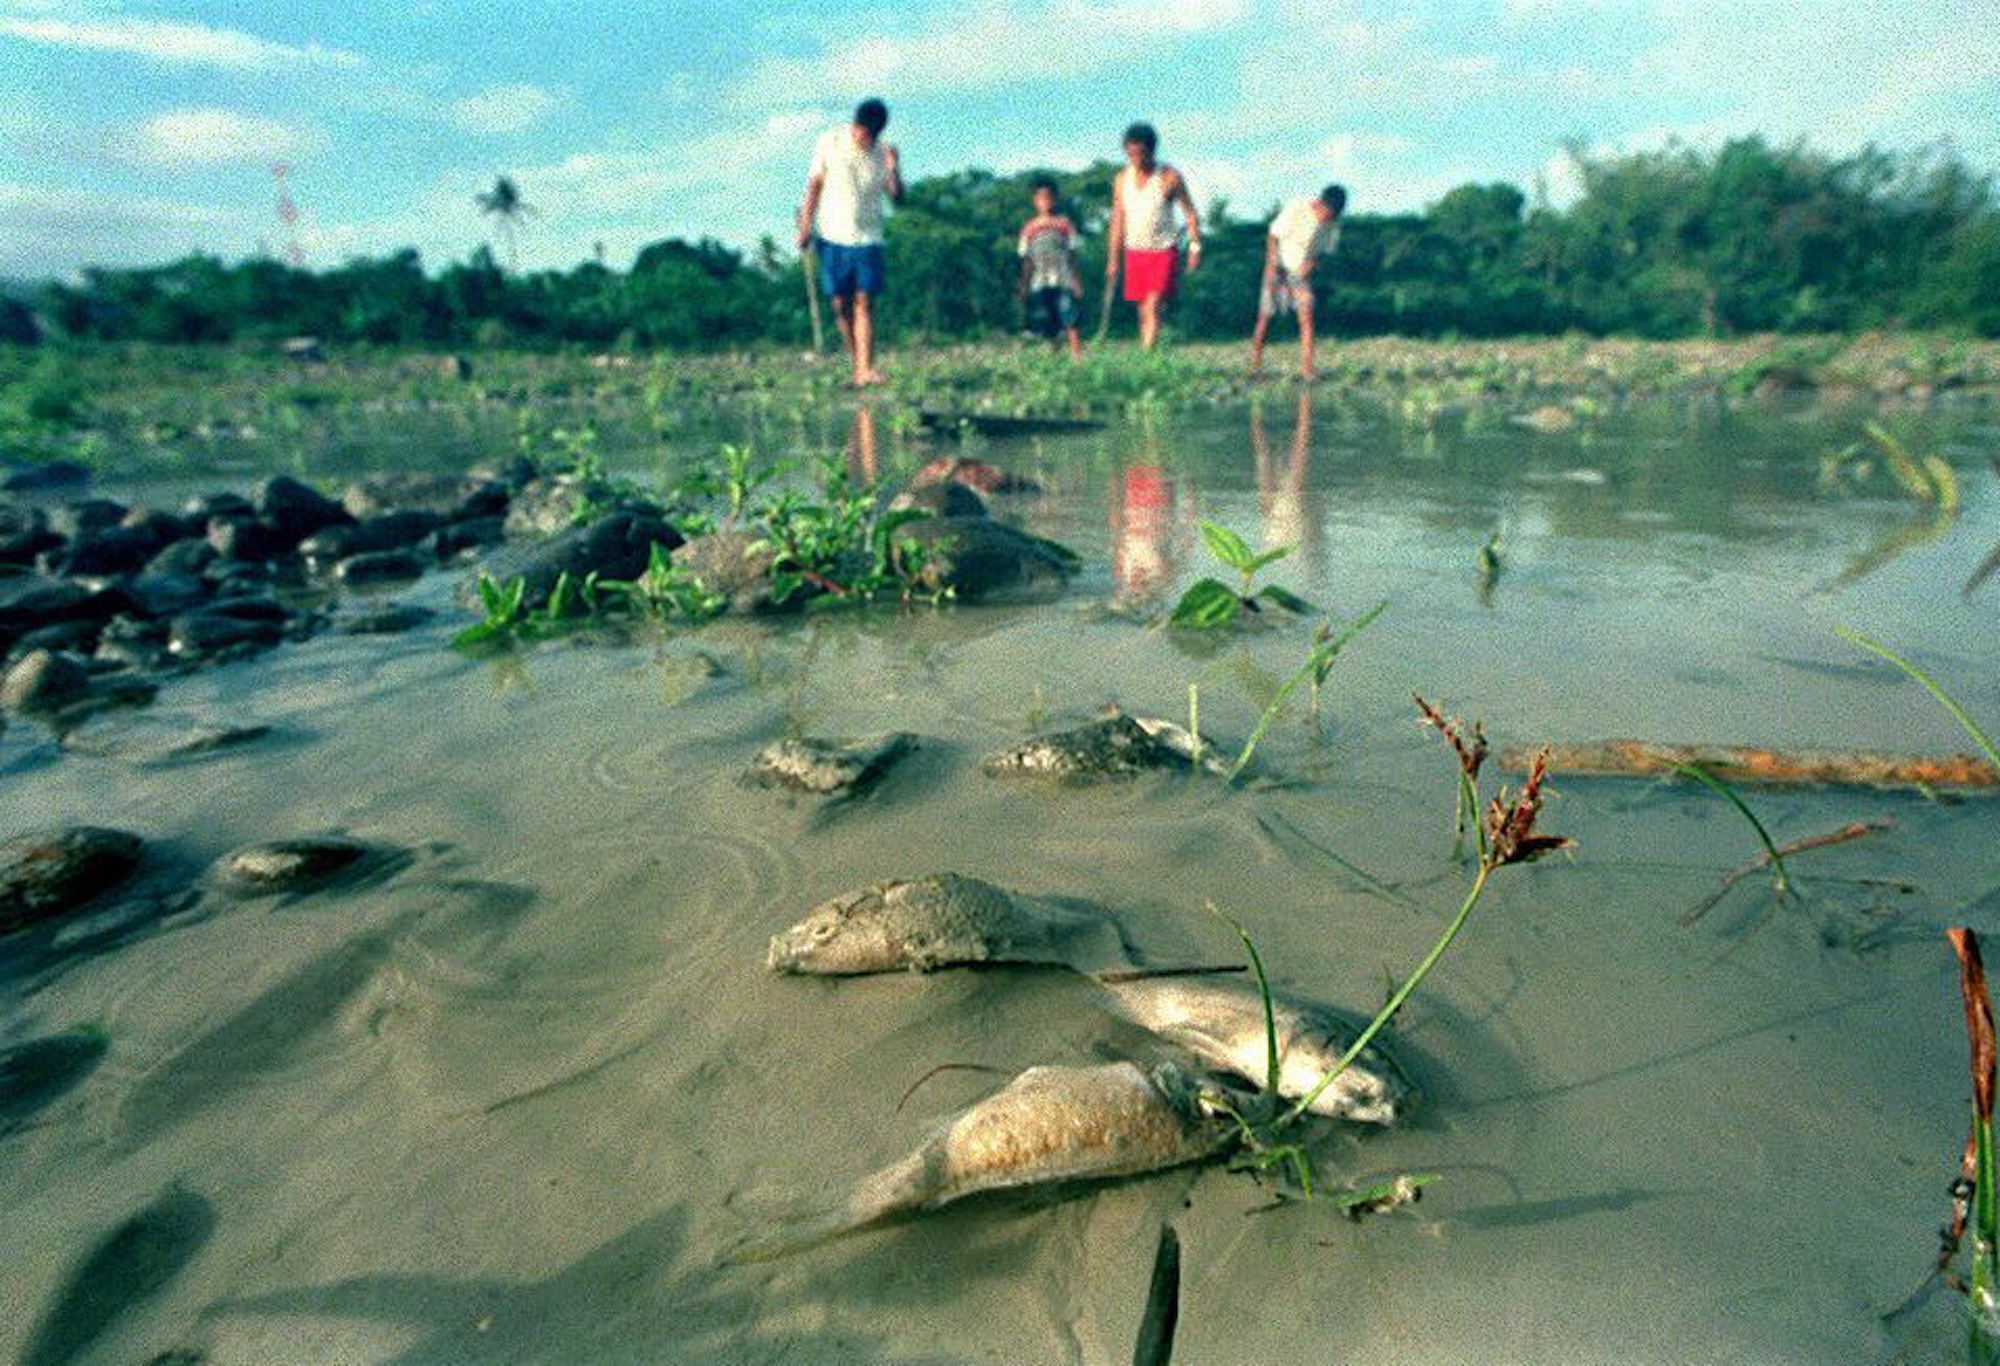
1 0 1995 279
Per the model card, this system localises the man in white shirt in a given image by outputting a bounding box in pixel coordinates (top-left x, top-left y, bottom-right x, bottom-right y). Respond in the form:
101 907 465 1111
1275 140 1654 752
797 98 904 387
1251 184 1345 381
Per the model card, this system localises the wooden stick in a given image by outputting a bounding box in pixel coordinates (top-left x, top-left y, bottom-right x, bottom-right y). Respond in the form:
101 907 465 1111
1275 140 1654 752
1501 740 1998 792
1680 819 1893 925
800 236 826 356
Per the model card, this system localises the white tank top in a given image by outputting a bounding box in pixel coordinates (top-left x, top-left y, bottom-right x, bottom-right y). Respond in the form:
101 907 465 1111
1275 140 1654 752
1121 165 1178 250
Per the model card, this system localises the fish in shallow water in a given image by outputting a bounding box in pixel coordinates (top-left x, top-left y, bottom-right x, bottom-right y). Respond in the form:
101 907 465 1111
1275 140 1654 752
1100 975 1408 1124
725 1061 1234 1262
766 872 1134 975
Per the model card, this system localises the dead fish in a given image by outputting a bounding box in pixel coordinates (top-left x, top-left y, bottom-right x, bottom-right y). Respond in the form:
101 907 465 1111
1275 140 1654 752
1100 975 1407 1124
746 733 917 796
725 1061 1234 1262
766 872 1133 975
984 711 1214 781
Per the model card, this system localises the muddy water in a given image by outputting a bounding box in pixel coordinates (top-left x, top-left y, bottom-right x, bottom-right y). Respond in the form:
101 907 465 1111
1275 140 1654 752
3 393 1998 1364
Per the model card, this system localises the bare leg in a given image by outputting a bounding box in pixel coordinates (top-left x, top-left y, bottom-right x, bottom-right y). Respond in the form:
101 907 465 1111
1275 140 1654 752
1066 327 1082 361
1297 302 1316 381
1138 294 1161 350
852 292 883 385
832 293 856 361
1250 312 1270 372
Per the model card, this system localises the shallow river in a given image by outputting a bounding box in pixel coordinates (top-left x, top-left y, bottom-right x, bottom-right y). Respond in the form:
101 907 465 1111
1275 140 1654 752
4 390 1999 1364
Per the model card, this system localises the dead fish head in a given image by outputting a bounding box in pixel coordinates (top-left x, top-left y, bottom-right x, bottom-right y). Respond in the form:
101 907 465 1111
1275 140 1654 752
765 888 899 975
1279 1021 1406 1125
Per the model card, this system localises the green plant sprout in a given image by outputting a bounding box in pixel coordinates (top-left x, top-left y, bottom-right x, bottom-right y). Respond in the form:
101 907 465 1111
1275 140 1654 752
1228 600 1388 781
1946 928 2000 1361
1673 762 1793 899
1167 521 1313 629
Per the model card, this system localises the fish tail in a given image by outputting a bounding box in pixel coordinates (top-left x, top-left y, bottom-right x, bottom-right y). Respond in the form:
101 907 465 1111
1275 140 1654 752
716 1153 929 1267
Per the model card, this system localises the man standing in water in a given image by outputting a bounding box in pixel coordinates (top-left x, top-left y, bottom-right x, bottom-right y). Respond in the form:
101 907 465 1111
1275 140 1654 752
798 98 903 386
1104 122 1200 350
1250 184 1345 381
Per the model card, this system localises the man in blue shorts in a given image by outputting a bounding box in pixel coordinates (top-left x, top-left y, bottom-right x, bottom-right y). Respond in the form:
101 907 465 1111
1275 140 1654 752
797 98 903 386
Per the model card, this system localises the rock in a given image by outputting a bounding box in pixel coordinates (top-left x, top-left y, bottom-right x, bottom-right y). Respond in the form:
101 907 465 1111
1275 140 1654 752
122 572 211 619
430 516 507 560
0 460 89 493
668 531 785 614
0 502 57 564
299 510 444 566
0 826 144 934
181 492 254 524
341 472 507 522
984 712 1198 780
50 499 127 540
1 649 93 715
890 482 987 518
57 524 166 576
0 577 119 632
335 603 433 634
94 616 170 671
748 733 918 795
121 506 200 544
254 475 352 543
8 619 100 660
472 455 540 491
62 712 270 765
213 836 370 895
502 474 657 538
167 609 283 659
201 595 288 623
889 517 1076 601
333 549 425 585
1753 365 1818 399
205 516 291 563
144 538 216 577
476 511 680 610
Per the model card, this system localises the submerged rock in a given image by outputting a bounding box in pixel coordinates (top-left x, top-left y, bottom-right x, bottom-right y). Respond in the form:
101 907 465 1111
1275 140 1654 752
213 835 371 895
889 516 1075 600
166 609 284 660
474 511 680 611
984 712 1203 780
767 872 1132 975
748 733 917 795
333 549 425 585
669 531 787 614
61 712 270 765
0 826 144 935
335 603 434 634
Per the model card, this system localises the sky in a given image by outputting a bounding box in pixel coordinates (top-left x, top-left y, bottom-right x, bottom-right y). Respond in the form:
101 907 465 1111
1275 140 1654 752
1 0 1996 280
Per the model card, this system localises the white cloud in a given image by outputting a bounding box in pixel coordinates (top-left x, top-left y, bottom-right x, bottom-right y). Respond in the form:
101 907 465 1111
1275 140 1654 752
732 0 1249 105
451 83 560 135
0 16 364 70
117 108 316 168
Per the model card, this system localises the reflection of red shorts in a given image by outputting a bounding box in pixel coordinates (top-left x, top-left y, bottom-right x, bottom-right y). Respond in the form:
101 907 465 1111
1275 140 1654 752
1123 248 1178 302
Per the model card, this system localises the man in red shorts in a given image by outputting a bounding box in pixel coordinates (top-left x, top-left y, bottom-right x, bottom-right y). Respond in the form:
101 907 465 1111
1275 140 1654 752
1104 122 1201 351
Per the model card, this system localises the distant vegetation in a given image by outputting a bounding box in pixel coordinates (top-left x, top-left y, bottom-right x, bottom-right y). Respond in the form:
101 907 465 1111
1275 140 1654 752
12 137 2000 349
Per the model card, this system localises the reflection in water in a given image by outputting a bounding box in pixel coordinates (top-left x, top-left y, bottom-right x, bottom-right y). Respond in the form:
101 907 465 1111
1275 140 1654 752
1112 422 1179 608
847 403 879 485
1251 390 1323 577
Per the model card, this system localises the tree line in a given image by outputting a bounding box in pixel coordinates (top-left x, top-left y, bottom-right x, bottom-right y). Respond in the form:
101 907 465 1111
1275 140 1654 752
12 137 1998 349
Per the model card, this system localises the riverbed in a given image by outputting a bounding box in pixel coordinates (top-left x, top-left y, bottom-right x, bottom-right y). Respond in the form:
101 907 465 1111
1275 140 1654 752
3 389 1997 1364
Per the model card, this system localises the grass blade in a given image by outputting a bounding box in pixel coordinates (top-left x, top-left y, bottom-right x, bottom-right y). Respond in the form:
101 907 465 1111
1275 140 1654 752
1207 902 1280 1097
1673 762 1792 897
1837 627 2000 774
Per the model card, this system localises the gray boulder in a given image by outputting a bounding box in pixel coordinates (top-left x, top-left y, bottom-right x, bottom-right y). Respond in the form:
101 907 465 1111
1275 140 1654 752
341 472 507 522
213 836 371 895
334 550 425 585
748 733 918 795
474 511 679 610
254 475 352 543
1 649 92 715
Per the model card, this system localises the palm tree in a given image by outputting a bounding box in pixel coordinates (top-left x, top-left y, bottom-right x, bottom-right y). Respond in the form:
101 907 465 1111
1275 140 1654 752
476 176 538 272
